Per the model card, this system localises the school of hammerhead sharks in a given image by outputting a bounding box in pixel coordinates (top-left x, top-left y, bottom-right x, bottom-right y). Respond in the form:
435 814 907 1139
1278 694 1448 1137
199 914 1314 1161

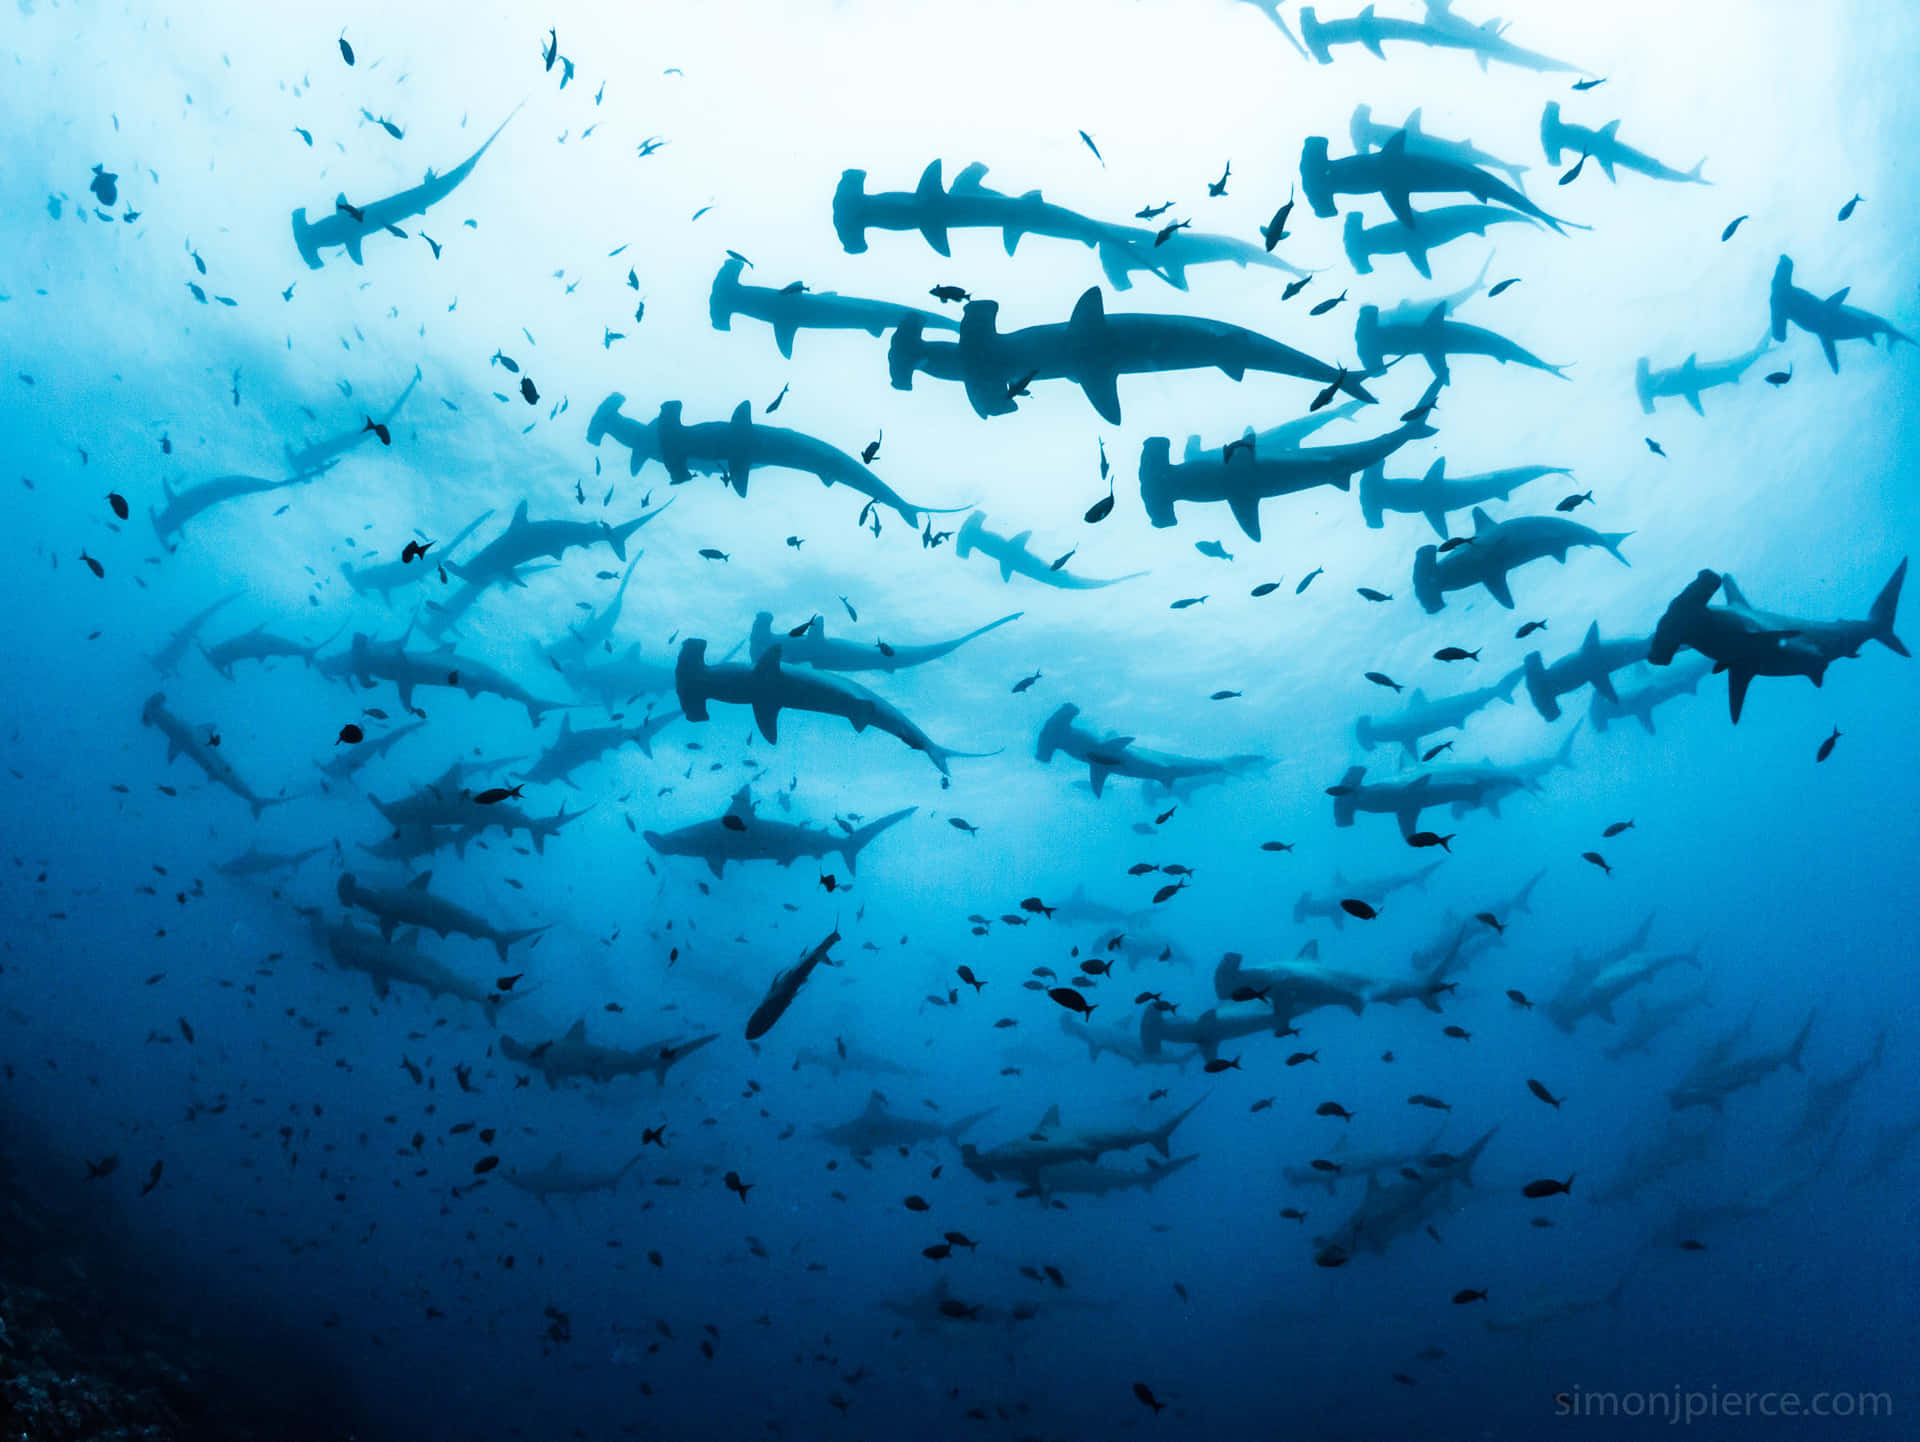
47 0 1918 1429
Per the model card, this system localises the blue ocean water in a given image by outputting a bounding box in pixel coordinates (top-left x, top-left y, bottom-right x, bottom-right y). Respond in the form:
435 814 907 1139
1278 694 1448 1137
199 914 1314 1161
2 1 1917 1437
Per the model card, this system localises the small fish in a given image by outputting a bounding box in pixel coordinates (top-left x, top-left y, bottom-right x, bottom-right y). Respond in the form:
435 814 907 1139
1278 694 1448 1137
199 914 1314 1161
338 35 355 65
520 377 539 405
721 813 746 833
1195 540 1232 561
1286 1051 1318 1067
1005 369 1039 399
1581 850 1612 876
1155 805 1175 826
1152 881 1186 904
1678 1239 1708 1252
1435 537 1472 554
1602 820 1635 838
1078 130 1104 167
1207 160 1231 197
107 492 129 519
1282 275 1312 301
1558 152 1588 186
1209 690 1241 701
1816 726 1841 763
1050 549 1077 573
1522 1175 1574 1199
1488 277 1522 296
140 1160 164 1196
335 199 364 223
1408 1094 1450 1111
839 595 858 622
1260 840 1293 853
949 817 978 836
1452 1289 1487 1305
699 548 729 562
1308 289 1348 317
638 137 668 158
1340 899 1376 921
1251 581 1281 597
1475 912 1504 933
1084 485 1116 524
473 1156 499 1175
1645 437 1667 458
401 539 433 564
1136 201 1173 220
1012 671 1042 693
362 416 391 446
1572 76 1606 90
1170 596 1207 610
1507 989 1533 1009
1720 215 1748 242
767 383 789 412
472 785 524 805
336 723 364 745
1203 1056 1241 1074
81 551 104 579
1406 831 1453 852
1295 568 1323 594
724 1171 753 1203
1422 742 1454 762
1261 188 1294 251
1309 368 1346 412
1316 1102 1354 1122
1838 193 1863 221
921 1243 951 1261
929 285 969 304
1364 672 1401 692
1765 367 1792 387
1048 987 1095 1019
860 433 882 465
1356 587 1392 603
1153 219 1190 247
1020 896 1055 918
1443 1025 1470 1041
86 1155 120 1180
904 1194 930 1211
293 127 313 147
1516 619 1548 638
1554 491 1595 514
1133 1383 1164 1415
1528 1079 1563 1109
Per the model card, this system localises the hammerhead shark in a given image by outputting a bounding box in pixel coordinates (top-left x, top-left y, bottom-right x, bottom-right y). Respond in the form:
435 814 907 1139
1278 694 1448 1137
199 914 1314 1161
1037 703 1267 798
559 644 678 706
286 368 420 476
1214 951 1372 1029
322 628 569 723
522 710 679 788
1351 104 1529 190
586 395 954 526
644 785 914 878
1139 1003 1289 1064
674 640 990 775
1302 131 1577 232
307 911 529 1022
217 843 328 879
141 693 284 817
1769 255 1911 373
1296 859 1450 925
1587 656 1712 735
1354 671 1523 757
1412 506 1631 612
747 610 1020 673
955 510 1147 589
1060 1015 1197 1068
1342 205 1540 278
499 1019 719 1088
1522 622 1653 721
291 105 520 268
960 1101 1204 1188
341 508 496 606
1298 0 1587 74
1139 412 1433 540
1648 560 1907 721
1540 103 1707 185
452 498 669 590
151 472 310 547
199 621 343 679
1667 1013 1815 1112
1634 337 1773 415
889 287 1374 421
708 257 957 358
832 159 1306 291
1358 455 1568 536
1355 303 1568 384
316 718 429 784
1023 1153 1200 1201
503 1152 645 1202
1330 732 1578 836
336 872 548 963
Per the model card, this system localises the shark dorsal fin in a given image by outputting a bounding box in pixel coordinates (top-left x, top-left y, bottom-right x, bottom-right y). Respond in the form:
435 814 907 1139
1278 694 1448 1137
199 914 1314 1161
1425 302 1448 328
864 1090 888 1115
1825 286 1851 307
913 159 944 199
1718 574 1750 608
1382 129 1408 158
730 399 752 427
564 1019 588 1042
1600 119 1621 140
754 645 783 673
1471 506 1497 535
511 498 529 526
1404 107 1424 134
1068 287 1106 331
1423 457 1446 482
1410 688 1427 704
409 871 433 890
1582 620 1601 649
1036 1103 1061 1132
727 784 755 817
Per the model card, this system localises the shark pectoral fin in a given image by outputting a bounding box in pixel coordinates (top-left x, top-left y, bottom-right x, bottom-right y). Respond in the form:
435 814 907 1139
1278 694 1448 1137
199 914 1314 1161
1819 335 1840 373
751 701 780 742
1483 571 1515 608
918 222 951 257
773 322 797 359
1227 495 1264 542
1725 670 1752 723
1089 765 1109 798
1592 671 1619 704
1081 373 1123 425
345 234 365 265
1422 509 1449 538
564 1019 587 1042
1597 156 1617 182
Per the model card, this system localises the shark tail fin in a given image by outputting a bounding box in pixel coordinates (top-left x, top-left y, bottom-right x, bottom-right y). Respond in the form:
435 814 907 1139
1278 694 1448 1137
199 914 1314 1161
840 807 915 874
1869 558 1909 656
1686 158 1709 184
494 924 551 964
1153 1098 1205 1157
